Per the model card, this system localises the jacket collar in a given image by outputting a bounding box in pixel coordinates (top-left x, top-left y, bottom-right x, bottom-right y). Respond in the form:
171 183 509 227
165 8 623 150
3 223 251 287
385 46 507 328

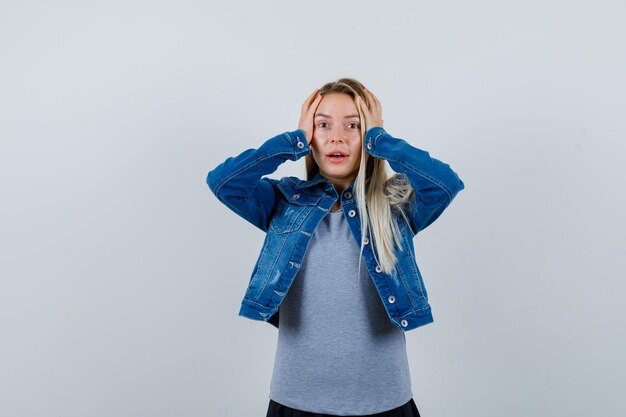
293 172 355 195
294 172 331 190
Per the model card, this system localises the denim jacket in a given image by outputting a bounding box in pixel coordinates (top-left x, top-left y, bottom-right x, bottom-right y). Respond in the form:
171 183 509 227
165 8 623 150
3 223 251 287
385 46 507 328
207 127 464 332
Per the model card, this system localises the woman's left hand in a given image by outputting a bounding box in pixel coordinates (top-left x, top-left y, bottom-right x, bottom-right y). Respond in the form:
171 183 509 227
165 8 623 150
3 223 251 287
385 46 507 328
357 88 384 131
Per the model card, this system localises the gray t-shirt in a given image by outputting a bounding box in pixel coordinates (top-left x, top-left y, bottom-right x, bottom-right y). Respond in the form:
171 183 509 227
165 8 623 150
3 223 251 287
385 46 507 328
269 209 413 415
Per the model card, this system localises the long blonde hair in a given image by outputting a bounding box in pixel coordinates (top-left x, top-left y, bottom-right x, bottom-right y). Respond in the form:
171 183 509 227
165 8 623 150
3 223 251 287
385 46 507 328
305 78 414 274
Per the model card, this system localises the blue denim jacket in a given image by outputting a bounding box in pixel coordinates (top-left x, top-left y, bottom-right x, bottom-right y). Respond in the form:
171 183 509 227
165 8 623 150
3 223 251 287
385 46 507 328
207 127 464 332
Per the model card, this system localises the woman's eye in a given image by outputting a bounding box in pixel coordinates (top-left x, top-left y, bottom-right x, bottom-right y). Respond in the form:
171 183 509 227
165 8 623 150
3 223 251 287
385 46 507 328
318 122 328 128
348 123 359 129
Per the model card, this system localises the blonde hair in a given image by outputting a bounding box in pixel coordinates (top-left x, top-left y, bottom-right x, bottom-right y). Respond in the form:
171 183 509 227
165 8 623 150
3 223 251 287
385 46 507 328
305 78 414 274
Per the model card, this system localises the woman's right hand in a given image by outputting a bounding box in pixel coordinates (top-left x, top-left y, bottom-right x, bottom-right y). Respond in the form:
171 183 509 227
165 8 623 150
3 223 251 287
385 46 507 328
298 89 323 145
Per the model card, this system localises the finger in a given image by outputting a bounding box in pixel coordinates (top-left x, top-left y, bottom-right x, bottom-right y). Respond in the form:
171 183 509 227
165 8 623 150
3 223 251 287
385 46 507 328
308 91 323 112
365 88 381 109
308 93 323 116
307 88 319 102
305 94 323 118
364 88 375 99
302 89 320 109
360 90 374 112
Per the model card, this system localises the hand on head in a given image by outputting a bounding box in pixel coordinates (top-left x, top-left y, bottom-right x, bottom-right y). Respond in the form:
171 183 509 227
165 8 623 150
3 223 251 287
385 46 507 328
298 89 323 145
356 89 384 131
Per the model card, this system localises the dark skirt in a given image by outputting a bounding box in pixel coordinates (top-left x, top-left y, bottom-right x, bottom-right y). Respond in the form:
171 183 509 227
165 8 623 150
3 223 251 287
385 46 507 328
266 398 421 417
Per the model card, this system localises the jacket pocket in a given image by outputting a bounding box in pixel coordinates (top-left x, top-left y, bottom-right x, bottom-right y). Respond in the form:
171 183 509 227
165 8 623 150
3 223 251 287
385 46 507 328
268 196 319 234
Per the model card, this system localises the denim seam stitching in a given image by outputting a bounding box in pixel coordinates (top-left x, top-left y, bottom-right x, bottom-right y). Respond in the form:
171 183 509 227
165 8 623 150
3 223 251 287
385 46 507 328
213 148 304 196
398 305 432 317
396 265 420 310
242 298 272 309
249 233 273 301
370 130 453 202
403 241 426 302
255 231 291 303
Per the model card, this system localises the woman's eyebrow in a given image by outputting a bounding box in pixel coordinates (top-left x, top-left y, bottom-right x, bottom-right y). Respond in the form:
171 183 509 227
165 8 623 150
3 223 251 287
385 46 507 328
314 113 360 119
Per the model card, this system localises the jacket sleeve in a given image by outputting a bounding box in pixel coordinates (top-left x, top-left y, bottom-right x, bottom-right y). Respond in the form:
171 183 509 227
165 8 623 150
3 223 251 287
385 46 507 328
364 127 465 235
206 129 310 232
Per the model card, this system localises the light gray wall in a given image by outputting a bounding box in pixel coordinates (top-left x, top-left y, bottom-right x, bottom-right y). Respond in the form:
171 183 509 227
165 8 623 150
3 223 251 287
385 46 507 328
1 1 625 416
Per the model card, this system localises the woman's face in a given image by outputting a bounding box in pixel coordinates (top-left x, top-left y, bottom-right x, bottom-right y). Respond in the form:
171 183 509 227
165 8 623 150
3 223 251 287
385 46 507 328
311 93 362 191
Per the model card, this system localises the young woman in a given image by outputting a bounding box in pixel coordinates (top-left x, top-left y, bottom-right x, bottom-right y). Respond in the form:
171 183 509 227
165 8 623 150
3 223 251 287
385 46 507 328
207 78 465 417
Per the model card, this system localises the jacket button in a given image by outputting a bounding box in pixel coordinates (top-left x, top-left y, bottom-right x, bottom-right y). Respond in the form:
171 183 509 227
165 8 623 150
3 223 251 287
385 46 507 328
348 210 356 217
375 265 382 273
400 319 408 327
344 191 352 199
292 194 300 200
388 295 396 304
297 141 305 149
363 237 369 245
367 141 372 150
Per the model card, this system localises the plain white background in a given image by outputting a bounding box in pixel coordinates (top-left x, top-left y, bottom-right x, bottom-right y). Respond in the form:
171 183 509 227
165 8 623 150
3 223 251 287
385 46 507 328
1 1 625 416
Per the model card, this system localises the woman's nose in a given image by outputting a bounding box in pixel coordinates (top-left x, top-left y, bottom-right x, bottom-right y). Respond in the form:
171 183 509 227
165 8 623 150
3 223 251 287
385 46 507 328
330 130 344 142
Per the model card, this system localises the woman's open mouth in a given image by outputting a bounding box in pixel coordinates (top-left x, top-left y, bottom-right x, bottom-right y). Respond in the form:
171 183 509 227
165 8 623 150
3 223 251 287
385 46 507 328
327 151 348 163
